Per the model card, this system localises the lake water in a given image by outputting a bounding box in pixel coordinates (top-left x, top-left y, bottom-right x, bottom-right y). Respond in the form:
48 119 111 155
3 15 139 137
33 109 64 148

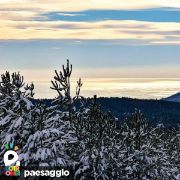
31 78 180 99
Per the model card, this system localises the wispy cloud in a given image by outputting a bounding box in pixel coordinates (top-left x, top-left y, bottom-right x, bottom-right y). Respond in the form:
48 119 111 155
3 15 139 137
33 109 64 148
1 19 180 44
0 11 41 21
51 46 62 50
1 0 180 12
57 13 84 17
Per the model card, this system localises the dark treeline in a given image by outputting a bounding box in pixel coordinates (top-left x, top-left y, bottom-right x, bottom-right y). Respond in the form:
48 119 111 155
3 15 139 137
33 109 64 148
35 97 180 127
0 60 179 179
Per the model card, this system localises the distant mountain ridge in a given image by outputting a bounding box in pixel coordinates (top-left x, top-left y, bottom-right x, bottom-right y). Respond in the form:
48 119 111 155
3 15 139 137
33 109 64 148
35 97 180 127
163 92 180 102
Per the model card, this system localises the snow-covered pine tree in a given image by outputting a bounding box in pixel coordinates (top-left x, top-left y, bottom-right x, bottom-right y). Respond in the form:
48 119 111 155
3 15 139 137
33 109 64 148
163 126 180 179
19 101 50 166
0 72 34 165
24 60 78 168
73 95 119 180
51 59 73 118
19 60 77 169
119 110 179 179
172 126 180 179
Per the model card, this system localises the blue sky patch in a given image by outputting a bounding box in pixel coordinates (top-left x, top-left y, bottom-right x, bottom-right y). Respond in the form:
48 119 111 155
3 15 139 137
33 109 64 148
37 8 180 23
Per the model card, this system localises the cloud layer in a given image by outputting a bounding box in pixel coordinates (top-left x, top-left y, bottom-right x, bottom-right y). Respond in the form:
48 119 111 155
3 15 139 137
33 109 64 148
1 0 180 12
0 0 180 44
1 19 180 44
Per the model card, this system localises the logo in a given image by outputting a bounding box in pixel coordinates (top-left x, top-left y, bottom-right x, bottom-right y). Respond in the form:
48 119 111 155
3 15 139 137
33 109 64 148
3 143 20 177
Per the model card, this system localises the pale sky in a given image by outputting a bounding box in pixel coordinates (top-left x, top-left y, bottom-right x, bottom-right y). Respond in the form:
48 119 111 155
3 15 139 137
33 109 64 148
0 0 180 98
